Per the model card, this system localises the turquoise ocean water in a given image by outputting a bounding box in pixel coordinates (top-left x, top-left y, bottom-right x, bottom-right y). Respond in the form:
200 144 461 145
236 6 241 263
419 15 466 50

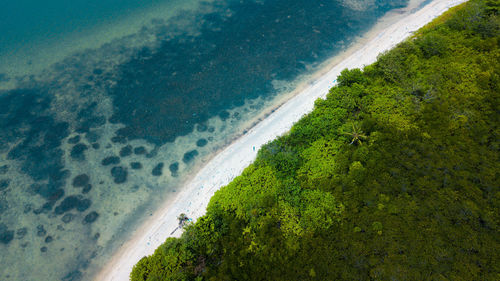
0 0 408 280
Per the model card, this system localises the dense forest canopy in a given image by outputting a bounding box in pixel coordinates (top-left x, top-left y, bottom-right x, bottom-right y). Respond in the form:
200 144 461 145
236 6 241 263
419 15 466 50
131 0 499 280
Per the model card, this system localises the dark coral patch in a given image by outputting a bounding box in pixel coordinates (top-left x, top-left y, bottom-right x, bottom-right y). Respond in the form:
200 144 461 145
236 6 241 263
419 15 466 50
54 196 79 215
145 147 158 158
183 150 199 163
152 163 164 176
196 138 208 147
111 135 127 144
54 196 91 215
35 201 56 213
36 225 46 237
101 156 120 166
2 90 70 197
85 131 100 143
23 204 32 214
72 174 89 187
169 162 179 173
111 166 128 184
0 179 10 191
169 162 179 177
133 146 146 155
196 123 208 132
67 135 80 144
61 213 74 223
0 165 8 174
219 110 230 121
83 211 99 224
0 73 9 82
62 270 82 281
70 144 88 161
16 227 27 239
0 199 7 214
119 145 133 157
82 184 92 194
75 102 106 133
30 183 65 203
0 223 14 244
76 199 92 212
130 162 143 170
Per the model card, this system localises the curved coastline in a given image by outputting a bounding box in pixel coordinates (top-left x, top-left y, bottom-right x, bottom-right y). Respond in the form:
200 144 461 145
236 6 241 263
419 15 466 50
95 0 467 280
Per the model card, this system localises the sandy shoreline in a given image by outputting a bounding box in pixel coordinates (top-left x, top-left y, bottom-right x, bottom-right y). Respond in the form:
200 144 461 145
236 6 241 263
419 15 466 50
95 0 467 280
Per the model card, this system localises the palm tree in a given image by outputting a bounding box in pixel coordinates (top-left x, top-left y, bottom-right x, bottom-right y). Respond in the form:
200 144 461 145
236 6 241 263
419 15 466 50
177 213 188 226
342 122 367 145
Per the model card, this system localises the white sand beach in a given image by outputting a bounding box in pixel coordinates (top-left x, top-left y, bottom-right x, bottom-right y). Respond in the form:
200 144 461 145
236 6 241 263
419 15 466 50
95 0 467 280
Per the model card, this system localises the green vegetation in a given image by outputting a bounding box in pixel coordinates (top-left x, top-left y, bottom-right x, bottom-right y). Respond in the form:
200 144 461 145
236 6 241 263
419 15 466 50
131 0 499 280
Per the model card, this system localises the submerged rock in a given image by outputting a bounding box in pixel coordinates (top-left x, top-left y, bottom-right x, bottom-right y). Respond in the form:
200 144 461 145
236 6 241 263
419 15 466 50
101 156 120 166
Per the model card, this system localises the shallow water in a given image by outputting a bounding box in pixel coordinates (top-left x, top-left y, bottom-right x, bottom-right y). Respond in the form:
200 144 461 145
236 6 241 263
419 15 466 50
0 0 408 280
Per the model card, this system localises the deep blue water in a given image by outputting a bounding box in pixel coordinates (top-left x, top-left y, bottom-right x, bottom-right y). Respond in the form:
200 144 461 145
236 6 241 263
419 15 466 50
0 0 408 280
